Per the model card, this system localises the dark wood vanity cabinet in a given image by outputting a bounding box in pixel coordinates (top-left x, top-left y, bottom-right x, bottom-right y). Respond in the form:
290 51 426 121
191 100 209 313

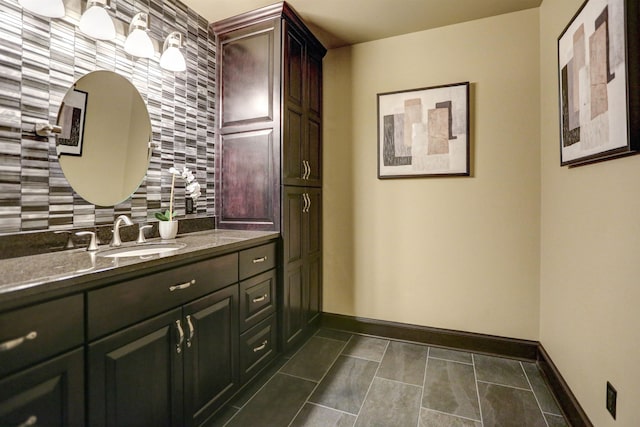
1 237 278 426
212 1 326 353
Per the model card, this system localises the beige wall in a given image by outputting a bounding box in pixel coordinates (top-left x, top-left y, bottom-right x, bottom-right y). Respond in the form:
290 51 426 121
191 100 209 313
323 9 541 340
539 0 640 425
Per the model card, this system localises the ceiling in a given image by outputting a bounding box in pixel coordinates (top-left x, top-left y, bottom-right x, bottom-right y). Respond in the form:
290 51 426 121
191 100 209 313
183 0 543 49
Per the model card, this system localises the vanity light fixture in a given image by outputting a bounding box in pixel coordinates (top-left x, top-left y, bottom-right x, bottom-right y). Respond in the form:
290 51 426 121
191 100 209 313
124 12 154 58
79 0 116 41
18 0 65 18
160 32 187 72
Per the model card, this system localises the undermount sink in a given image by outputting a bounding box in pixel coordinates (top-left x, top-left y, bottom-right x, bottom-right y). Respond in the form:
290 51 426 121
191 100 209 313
97 243 186 258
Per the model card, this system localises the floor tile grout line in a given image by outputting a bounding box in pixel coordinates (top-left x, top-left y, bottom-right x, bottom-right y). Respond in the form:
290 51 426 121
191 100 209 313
472 354 485 427
306 401 359 417
278 370 321 383
428 355 473 365
352 339 390 425
222 334 320 427
415 346 430 427
542 411 564 417
312 330 352 343
341 353 384 363
421 407 485 424
476 379 536 392
521 361 551 427
285 335 353 427
374 375 423 389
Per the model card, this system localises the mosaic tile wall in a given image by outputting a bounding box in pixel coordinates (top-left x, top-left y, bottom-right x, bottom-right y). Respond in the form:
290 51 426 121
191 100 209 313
0 0 216 234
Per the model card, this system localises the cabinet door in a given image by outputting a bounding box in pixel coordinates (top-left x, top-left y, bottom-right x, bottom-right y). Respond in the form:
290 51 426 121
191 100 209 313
89 309 183 427
0 348 84 427
281 187 306 349
304 188 322 327
218 130 279 230
281 187 322 349
305 52 323 187
183 285 238 427
282 23 307 187
219 21 277 128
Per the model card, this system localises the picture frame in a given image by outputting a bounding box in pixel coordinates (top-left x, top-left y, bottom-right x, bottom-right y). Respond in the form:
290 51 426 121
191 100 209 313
557 0 640 166
56 88 88 157
377 82 470 178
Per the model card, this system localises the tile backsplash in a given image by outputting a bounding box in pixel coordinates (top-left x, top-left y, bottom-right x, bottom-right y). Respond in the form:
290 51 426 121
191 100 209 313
0 0 216 235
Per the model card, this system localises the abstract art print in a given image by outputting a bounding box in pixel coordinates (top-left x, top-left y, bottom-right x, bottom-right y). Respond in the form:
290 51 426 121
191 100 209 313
558 0 640 166
56 88 87 156
377 82 469 178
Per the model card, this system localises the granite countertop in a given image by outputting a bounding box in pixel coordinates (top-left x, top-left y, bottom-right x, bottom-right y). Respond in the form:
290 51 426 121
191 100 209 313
0 229 279 308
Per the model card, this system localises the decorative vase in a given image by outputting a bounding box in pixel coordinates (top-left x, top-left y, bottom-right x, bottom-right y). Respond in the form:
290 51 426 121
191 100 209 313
158 220 178 240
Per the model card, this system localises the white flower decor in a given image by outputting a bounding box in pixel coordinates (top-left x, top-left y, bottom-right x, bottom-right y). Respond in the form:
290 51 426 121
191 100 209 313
156 166 201 221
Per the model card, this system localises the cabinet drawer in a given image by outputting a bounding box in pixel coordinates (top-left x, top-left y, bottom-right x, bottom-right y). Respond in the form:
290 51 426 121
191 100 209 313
239 269 276 332
88 253 238 340
239 242 276 280
239 314 277 384
0 294 83 377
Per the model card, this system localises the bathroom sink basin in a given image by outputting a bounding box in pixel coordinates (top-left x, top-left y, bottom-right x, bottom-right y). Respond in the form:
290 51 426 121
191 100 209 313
97 243 186 258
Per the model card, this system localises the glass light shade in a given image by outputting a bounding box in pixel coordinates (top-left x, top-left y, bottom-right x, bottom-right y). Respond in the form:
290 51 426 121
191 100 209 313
160 46 186 72
124 28 154 58
19 0 65 18
79 5 116 40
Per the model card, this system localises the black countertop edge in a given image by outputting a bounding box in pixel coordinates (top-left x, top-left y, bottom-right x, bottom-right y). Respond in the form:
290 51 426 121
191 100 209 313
0 230 280 313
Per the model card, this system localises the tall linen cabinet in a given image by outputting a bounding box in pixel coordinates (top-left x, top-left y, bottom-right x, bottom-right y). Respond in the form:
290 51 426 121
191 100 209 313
211 2 326 352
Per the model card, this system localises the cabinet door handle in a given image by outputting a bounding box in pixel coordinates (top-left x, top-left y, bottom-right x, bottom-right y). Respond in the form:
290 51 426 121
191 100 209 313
185 315 195 348
0 331 37 352
169 279 195 292
252 256 267 264
17 415 37 427
176 320 184 354
252 294 268 303
302 160 309 180
303 193 310 213
304 160 311 179
253 340 268 353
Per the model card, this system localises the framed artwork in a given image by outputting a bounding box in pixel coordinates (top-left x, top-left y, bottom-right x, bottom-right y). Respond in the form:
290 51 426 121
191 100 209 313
557 0 640 166
56 88 88 156
377 82 470 178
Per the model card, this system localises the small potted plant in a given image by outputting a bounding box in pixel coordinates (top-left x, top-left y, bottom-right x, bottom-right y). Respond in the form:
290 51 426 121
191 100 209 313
156 166 201 239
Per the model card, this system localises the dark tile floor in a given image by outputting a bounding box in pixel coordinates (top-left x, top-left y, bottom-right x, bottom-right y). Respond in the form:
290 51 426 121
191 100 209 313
212 329 569 427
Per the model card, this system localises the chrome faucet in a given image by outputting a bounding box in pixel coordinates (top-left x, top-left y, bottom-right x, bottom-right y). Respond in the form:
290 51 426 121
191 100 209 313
111 215 134 247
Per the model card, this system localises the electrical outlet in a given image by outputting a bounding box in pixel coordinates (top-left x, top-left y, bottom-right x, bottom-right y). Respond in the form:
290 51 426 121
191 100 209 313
185 197 194 214
606 381 617 420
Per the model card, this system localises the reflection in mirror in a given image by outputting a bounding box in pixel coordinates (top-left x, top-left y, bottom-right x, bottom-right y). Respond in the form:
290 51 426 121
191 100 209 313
56 70 152 207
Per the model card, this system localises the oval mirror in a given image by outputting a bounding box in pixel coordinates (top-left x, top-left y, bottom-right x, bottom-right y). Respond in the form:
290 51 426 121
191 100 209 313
56 70 152 207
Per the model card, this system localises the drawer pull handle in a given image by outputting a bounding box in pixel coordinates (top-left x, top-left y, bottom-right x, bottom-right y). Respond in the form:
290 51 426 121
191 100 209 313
176 320 184 354
186 315 195 348
17 415 37 427
253 340 268 353
252 294 268 303
169 279 195 292
252 256 267 264
0 331 37 352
